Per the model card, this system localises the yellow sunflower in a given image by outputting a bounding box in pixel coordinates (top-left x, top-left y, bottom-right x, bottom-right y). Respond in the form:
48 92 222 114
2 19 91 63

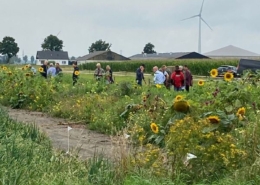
236 107 245 116
38 67 44 73
142 96 147 102
3 66 7 70
74 71 80 76
207 116 220 124
150 123 159 134
174 95 183 102
224 72 234 82
210 69 218 78
25 73 31 77
7 71 12 75
25 65 29 69
198 80 205 86
155 84 162 88
22 67 25 70
173 100 190 113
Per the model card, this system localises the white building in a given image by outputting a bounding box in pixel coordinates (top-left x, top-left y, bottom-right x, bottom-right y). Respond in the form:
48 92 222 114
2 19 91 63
35 50 69 65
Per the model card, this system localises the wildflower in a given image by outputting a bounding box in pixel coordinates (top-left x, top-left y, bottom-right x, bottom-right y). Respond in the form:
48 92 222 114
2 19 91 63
236 107 245 116
74 71 80 76
174 95 183 102
25 65 29 69
207 116 220 124
198 80 205 86
224 72 234 82
150 123 159 134
173 100 189 113
142 96 147 102
38 67 44 72
210 69 218 78
22 67 25 70
25 73 31 77
155 84 162 88
3 66 7 70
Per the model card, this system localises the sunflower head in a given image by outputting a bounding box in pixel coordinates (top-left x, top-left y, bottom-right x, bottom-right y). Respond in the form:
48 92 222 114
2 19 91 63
150 123 159 134
142 96 147 102
25 73 31 77
198 80 205 86
174 95 183 102
25 65 29 69
210 69 218 78
7 71 12 75
236 107 245 116
74 71 80 76
38 67 44 73
207 116 220 124
173 100 190 113
3 66 7 70
224 72 234 82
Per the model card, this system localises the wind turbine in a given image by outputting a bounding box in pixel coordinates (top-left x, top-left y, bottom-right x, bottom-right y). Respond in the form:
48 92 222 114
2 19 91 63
182 0 212 53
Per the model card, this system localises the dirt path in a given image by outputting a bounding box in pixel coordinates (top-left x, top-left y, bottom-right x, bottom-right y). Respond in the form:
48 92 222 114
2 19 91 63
6 108 126 159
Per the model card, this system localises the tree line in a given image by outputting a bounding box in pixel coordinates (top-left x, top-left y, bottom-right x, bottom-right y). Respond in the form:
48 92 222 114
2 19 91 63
0 34 157 63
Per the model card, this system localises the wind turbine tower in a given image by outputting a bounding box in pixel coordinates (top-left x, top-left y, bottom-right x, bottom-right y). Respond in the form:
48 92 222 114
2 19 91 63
182 0 212 53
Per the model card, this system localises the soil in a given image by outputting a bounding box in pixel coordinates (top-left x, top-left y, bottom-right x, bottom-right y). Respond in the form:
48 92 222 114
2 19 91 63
6 108 128 160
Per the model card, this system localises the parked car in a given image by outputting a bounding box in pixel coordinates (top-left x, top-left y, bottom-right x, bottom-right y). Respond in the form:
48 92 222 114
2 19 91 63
237 59 260 76
217 65 238 77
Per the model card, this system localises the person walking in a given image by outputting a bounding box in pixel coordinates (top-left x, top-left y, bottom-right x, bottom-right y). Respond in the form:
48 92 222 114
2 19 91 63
72 62 79 86
171 66 184 91
136 64 146 86
153 66 165 85
184 65 193 92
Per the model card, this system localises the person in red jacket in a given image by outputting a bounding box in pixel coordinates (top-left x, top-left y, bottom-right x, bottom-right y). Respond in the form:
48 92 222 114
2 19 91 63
171 66 184 91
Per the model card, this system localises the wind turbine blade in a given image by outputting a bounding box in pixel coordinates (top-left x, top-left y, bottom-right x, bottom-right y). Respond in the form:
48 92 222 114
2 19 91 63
201 17 213 30
181 15 199 21
200 0 205 14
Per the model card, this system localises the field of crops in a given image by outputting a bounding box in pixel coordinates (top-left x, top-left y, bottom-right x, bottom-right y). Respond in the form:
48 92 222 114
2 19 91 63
1 64 260 184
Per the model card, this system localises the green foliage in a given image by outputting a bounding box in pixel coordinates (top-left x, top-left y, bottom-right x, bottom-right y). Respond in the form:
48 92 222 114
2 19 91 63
88 39 111 53
0 36 20 63
143 42 156 54
80 59 238 75
41 34 63 51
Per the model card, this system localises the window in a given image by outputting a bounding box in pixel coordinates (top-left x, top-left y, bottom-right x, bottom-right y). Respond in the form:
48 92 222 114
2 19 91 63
62 61 67 65
41 60 45 64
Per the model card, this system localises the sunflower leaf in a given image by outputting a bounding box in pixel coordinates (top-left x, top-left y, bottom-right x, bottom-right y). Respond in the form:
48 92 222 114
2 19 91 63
234 99 242 108
202 125 219 134
225 105 233 113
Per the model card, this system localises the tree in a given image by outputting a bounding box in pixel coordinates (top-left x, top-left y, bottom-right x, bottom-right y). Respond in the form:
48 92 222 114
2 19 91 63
88 39 111 53
23 55 28 63
41 35 63 51
31 55 35 64
143 42 156 54
70 56 76 60
0 36 19 63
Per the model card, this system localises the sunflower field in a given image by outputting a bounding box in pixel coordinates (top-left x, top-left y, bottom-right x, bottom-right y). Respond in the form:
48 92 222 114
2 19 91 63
1 64 260 184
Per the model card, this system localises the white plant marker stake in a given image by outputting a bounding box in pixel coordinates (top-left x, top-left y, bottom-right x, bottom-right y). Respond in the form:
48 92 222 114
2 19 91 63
67 126 72 154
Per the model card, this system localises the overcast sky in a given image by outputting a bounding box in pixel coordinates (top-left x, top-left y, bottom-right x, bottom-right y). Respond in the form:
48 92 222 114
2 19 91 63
1 0 260 58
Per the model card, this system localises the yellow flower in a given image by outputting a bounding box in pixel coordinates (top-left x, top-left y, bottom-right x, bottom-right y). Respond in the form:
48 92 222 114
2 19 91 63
155 84 162 88
238 114 243 121
198 80 205 86
3 66 7 70
207 116 220 124
25 65 29 69
173 100 189 113
236 107 245 116
25 73 31 77
174 95 183 102
7 71 12 75
38 67 44 72
74 71 80 76
150 123 159 134
210 69 218 78
224 72 234 82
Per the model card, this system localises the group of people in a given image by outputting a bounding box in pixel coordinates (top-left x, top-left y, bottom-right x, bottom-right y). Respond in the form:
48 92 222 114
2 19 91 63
40 61 63 78
136 64 193 92
94 63 114 84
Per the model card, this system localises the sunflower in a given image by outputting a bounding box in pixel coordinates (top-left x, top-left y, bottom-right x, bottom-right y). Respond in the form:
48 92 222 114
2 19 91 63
198 80 205 86
74 71 80 76
155 84 162 89
173 100 190 113
174 95 183 102
25 65 29 69
3 66 7 70
7 71 12 75
38 67 44 73
150 123 159 134
207 116 220 124
210 69 218 78
25 73 31 77
224 72 234 82
142 96 147 102
236 107 245 116
22 67 25 70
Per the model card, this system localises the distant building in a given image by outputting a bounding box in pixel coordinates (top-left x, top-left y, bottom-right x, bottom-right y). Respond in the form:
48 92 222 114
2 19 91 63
76 50 130 65
204 45 260 59
35 50 69 65
130 52 209 60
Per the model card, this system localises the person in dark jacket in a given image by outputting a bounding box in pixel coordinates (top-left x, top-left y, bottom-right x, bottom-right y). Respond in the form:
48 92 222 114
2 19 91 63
136 64 146 86
184 65 193 92
72 62 79 86
55 63 62 75
40 60 48 78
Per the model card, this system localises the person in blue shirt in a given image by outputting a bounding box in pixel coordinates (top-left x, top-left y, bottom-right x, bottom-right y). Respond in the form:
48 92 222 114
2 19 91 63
153 66 165 85
136 64 146 86
47 63 56 77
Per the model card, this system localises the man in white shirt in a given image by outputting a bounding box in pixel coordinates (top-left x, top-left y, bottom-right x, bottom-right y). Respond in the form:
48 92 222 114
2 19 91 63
47 63 56 77
153 66 165 85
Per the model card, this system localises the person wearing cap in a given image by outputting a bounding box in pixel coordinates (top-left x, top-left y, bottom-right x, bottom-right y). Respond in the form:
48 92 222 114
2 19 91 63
94 63 105 81
136 64 146 86
47 63 56 77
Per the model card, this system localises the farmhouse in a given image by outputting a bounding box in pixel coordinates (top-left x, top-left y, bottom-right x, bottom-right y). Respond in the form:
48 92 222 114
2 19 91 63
204 45 260 59
36 50 69 65
129 52 209 60
76 50 130 65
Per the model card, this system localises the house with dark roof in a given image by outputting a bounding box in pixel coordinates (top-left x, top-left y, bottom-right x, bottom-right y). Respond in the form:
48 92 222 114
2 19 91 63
36 50 69 65
76 50 130 65
130 52 209 60
204 45 260 59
